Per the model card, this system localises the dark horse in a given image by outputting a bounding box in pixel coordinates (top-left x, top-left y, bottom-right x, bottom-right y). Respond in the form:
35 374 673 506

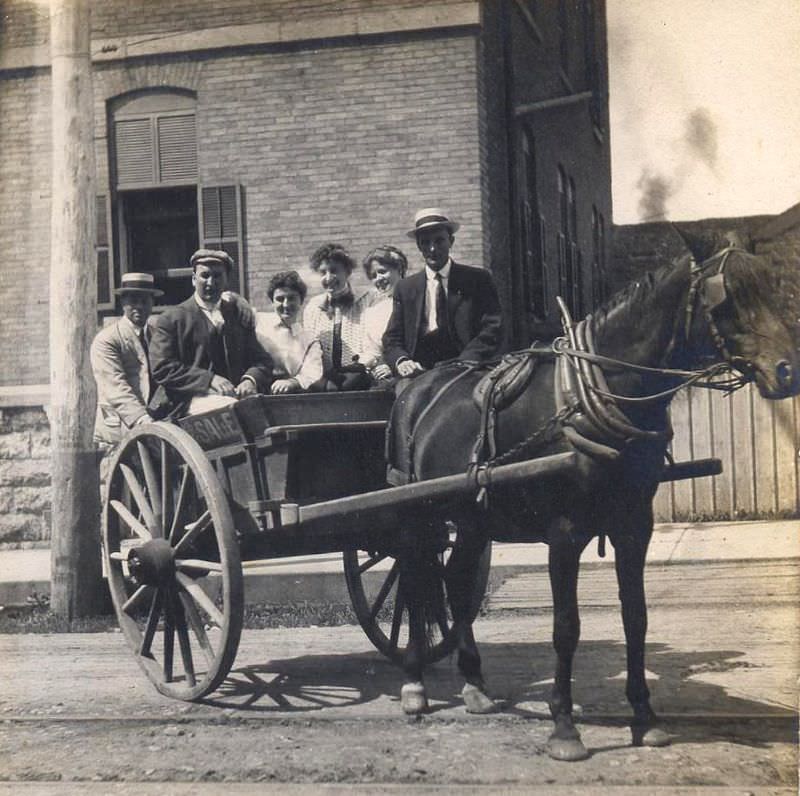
390 235 799 760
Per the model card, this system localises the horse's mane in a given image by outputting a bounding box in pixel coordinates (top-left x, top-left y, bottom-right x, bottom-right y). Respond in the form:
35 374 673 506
590 254 691 333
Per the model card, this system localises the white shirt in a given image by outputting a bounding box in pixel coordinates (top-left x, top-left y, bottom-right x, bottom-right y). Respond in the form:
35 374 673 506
362 297 394 369
255 312 323 390
193 293 224 329
302 290 372 373
424 259 452 332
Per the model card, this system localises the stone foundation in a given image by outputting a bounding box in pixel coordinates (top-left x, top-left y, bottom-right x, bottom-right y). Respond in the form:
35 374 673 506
0 406 51 547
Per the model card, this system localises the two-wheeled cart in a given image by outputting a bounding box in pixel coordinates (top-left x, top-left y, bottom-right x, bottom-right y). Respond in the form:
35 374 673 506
102 391 718 700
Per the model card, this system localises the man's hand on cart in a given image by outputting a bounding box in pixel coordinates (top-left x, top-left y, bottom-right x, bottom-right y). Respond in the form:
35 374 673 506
210 374 236 397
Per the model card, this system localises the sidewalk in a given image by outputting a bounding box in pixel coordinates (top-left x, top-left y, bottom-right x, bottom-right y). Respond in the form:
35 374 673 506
0 519 797 607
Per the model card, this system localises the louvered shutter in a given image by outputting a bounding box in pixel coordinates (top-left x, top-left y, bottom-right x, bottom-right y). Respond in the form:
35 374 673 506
96 194 115 310
198 185 245 296
158 114 198 182
115 118 155 187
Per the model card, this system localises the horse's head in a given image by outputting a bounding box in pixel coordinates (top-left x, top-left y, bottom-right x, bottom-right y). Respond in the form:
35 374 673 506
683 241 800 400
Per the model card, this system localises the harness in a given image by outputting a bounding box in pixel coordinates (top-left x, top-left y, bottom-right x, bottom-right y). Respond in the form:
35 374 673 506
393 247 752 514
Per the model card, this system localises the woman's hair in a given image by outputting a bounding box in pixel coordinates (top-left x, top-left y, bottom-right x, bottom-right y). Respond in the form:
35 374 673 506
267 269 308 302
362 245 408 279
309 242 355 275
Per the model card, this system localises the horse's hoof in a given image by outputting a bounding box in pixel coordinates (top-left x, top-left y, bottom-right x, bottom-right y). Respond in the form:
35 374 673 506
461 683 499 714
546 734 589 762
632 724 670 747
400 682 429 715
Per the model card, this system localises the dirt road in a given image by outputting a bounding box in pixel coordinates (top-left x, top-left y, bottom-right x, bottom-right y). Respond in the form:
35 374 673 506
1 560 797 792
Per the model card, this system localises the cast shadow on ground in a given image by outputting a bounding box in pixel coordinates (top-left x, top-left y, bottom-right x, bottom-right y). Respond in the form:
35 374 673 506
201 638 796 751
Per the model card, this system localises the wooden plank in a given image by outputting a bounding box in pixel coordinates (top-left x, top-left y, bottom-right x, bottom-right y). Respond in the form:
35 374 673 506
731 382 756 515
752 388 778 514
669 390 694 518
773 395 798 512
689 387 715 517
710 388 735 516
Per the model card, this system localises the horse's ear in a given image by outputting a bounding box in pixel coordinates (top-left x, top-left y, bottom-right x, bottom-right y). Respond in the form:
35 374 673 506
670 225 718 263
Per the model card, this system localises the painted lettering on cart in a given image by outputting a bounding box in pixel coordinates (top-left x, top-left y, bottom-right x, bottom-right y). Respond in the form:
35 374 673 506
180 411 244 448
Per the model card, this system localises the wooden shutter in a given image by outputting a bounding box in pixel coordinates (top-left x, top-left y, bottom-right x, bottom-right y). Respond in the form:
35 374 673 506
96 194 115 310
115 118 155 187
198 185 245 296
158 114 198 182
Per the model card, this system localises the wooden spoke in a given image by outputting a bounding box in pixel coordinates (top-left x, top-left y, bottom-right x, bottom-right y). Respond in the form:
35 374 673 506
103 423 243 701
175 559 223 573
357 552 387 575
172 591 197 687
168 465 191 544
389 588 405 649
175 572 224 628
139 588 163 658
119 462 157 533
162 593 175 683
174 510 213 555
160 439 173 538
368 561 399 621
122 584 152 616
179 591 215 667
110 500 151 541
137 441 163 528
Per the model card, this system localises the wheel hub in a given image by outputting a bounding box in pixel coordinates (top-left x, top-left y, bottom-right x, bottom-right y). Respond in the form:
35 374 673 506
127 538 175 586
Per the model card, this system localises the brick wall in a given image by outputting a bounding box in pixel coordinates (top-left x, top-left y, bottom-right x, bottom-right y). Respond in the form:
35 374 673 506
0 71 52 386
0 408 51 546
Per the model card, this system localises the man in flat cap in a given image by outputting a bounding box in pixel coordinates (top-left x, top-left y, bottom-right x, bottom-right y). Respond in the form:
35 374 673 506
382 208 504 380
149 249 274 415
91 272 166 449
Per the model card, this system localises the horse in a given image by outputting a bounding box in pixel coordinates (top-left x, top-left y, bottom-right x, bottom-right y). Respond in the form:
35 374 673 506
388 233 799 761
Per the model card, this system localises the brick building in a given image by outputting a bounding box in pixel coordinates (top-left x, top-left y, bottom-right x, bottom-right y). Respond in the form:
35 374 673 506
0 0 612 544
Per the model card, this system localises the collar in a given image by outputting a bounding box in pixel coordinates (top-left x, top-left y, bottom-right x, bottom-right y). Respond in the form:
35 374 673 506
194 293 223 313
269 312 301 333
323 288 355 312
120 315 147 337
425 259 452 282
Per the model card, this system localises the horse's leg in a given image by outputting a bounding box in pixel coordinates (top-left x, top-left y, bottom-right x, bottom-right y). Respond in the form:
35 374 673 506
398 547 429 715
613 524 670 747
546 518 589 761
445 514 496 713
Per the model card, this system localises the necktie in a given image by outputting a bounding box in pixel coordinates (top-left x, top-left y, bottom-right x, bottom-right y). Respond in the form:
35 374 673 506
139 329 149 358
434 272 447 331
332 307 343 370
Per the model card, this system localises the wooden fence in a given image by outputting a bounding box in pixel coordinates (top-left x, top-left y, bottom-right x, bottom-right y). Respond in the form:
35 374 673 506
654 384 800 521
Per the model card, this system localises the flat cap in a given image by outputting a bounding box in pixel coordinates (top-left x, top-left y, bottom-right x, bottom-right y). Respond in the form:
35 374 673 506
190 249 234 271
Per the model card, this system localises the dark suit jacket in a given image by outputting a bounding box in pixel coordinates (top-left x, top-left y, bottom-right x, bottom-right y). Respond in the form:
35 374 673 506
150 297 273 406
382 262 503 369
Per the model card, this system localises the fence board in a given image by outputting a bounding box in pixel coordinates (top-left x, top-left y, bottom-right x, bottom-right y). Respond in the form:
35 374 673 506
752 386 777 514
710 389 735 515
773 396 798 511
690 387 715 517
668 391 694 517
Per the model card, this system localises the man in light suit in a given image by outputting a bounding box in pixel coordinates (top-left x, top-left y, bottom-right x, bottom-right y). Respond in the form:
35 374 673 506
90 272 164 449
149 249 274 415
382 208 504 378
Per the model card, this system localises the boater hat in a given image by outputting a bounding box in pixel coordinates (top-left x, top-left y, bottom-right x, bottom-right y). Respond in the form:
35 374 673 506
113 272 164 297
406 208 460 239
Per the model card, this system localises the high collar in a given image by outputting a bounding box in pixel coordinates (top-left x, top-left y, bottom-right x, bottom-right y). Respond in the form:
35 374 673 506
425 259 452 281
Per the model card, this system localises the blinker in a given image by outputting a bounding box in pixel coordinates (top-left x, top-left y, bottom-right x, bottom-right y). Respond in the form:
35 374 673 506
703 273 727 311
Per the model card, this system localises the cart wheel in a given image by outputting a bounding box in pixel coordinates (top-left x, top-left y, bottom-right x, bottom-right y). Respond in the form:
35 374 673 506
343 531 491 666
102 422 243 701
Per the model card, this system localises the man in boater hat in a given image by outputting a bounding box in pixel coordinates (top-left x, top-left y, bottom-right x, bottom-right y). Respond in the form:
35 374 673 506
382 208 503 379
90 272 165 449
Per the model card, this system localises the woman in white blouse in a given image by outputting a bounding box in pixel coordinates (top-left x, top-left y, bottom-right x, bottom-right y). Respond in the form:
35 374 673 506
361 245 408 381
255 270 323 394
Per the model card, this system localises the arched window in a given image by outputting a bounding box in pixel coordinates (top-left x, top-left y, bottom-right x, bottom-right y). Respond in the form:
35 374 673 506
97 89 245 310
